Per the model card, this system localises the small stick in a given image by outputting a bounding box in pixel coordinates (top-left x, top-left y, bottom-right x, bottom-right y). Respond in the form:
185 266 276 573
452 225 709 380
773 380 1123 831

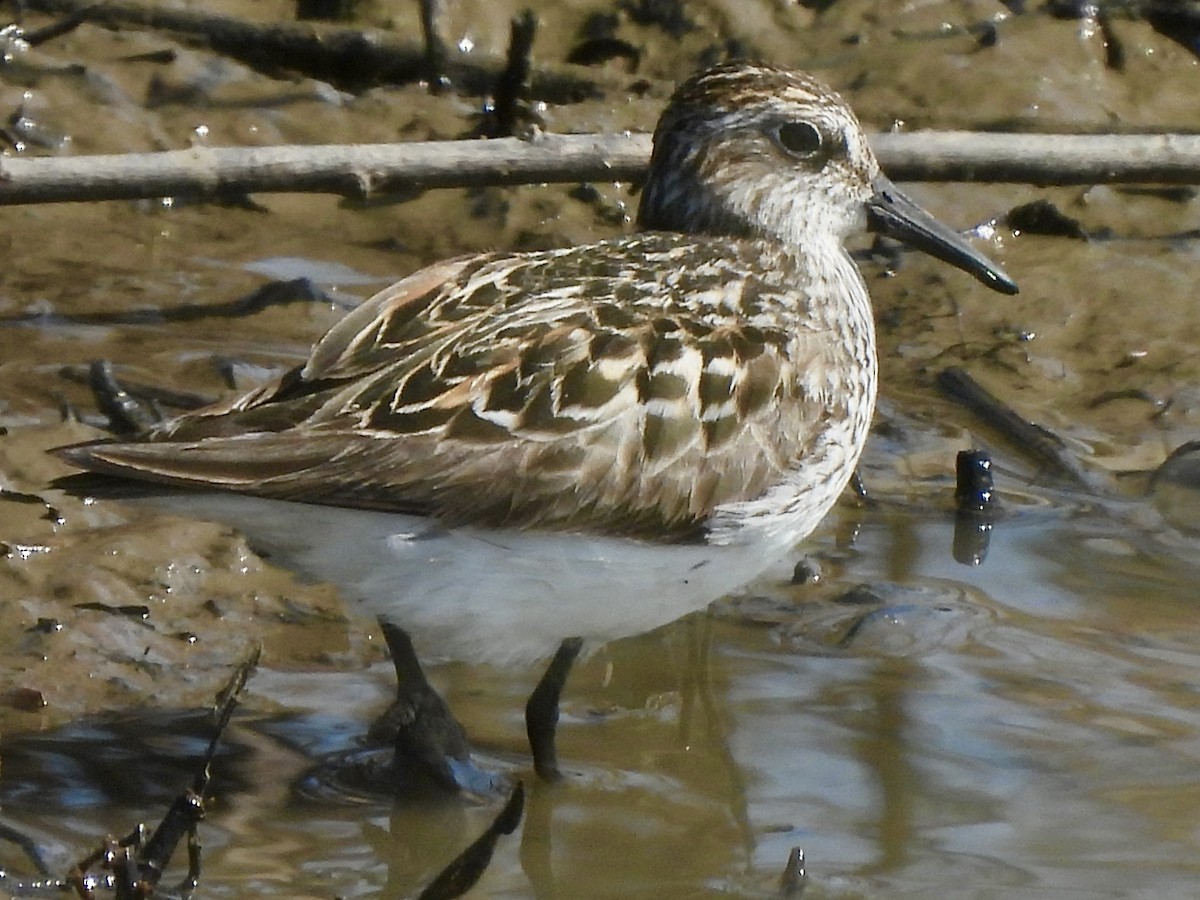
419 0 449 81
953 449 997 567
19 8 91 47
59 365 216 410
778 845 806 896
954 448 996 514
485 10 539 138
0 820 53 878
87 359 162 433
937 367 1096 489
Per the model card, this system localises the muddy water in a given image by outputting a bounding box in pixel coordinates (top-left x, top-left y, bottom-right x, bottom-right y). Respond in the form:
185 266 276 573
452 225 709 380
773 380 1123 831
2 1 1200 897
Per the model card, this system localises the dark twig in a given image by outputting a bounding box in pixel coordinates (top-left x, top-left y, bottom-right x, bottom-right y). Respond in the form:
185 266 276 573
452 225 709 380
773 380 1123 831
419 0 449 84
954 449 997 514
88 360 163 433
65 648 259 899
937 367 1096 488
952 449 997 566
18 8 91 47
135 647 259 893
2 278 335 326
485 10 539 138
59 365 216 412
778 845 806 897
0 820 53 878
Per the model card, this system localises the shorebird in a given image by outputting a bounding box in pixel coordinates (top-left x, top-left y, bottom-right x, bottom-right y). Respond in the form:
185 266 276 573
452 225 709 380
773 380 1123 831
58 61 1015 546
54 61 1016 787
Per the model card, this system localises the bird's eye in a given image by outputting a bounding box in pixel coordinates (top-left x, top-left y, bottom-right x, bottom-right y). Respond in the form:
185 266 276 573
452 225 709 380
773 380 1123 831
776 121 823 158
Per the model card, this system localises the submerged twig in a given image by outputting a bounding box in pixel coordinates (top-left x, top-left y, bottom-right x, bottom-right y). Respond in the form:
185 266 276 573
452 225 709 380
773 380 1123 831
0 820 53 878
18 8 90 47
88 359 163 433
937 367 1098 489
1 277 336 326
57 649 259 900
5 131 1200 207
59 365 216 411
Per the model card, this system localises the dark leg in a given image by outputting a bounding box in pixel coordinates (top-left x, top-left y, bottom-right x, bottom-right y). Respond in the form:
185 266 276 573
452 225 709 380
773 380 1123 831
373 621 489 795
524 637 583 782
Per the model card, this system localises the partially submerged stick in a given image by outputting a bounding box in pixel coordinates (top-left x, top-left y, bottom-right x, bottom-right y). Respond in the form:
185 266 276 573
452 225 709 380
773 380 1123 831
937 366 1100 490
4 131 1200 206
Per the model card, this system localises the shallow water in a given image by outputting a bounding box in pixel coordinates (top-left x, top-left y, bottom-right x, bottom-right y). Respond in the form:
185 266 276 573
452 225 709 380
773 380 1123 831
2 1 1200 898
5 486 1198 898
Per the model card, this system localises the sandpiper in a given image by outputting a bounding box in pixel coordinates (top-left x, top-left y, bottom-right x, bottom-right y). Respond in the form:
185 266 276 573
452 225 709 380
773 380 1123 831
51 58 1017 787
54 61 1016 786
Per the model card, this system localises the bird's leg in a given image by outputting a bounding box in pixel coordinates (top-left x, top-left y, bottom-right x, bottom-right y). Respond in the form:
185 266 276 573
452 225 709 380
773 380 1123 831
373 620 497 795
524 637 583 781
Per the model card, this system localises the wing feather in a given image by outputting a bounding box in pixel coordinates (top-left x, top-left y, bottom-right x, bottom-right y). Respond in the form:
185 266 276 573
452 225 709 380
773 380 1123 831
58 233 843 539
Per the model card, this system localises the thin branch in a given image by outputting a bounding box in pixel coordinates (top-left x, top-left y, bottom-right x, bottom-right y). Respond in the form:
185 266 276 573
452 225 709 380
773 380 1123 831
871 131 1200 185
419 0 449 82
4 131 1200 206
0 133 649 205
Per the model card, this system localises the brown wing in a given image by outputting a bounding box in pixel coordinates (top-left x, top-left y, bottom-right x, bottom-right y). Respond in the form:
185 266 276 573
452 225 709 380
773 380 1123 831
59 234 841 539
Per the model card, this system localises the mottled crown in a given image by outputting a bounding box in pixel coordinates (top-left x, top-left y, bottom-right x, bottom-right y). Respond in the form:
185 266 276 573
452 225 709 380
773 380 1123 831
637 61 880 247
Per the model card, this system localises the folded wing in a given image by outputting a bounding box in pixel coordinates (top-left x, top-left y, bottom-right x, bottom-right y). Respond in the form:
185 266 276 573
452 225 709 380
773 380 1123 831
59 234 839 539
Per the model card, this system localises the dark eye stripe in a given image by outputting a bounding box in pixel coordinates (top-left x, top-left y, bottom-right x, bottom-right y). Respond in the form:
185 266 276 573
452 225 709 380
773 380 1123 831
776 121 822 157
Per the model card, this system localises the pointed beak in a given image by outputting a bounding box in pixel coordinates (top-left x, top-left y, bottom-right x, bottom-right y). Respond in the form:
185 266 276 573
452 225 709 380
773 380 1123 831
866 176 1018 295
